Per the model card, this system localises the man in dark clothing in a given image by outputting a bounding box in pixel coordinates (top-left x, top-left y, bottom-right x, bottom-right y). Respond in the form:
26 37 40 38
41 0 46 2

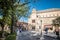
45 28 48 34
19 25 22 32
56 31 59 38
55 29 59 40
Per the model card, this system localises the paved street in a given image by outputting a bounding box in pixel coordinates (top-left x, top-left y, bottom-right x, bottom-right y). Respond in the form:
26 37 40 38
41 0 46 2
16 31 40 40
16 31 59 40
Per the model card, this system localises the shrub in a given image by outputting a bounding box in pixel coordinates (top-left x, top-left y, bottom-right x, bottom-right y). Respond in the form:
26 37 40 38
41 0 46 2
0 31 10 38
0 31 2 38
4 31 10 37
5 32 16 40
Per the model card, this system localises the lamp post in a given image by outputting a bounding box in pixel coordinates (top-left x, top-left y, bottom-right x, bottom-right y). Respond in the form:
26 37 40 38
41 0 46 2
40 20 44 40
40 20 42 36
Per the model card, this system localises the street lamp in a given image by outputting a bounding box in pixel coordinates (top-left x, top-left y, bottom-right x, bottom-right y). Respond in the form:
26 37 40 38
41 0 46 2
40 20 44 40
40 20 42 36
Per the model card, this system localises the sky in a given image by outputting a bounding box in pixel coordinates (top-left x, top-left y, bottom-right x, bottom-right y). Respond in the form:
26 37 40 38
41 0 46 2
20 0 60 22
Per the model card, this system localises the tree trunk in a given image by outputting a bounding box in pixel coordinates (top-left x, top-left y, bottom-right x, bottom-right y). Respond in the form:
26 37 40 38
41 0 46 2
1 25 4 38
11 14 14 34
11 25 13 34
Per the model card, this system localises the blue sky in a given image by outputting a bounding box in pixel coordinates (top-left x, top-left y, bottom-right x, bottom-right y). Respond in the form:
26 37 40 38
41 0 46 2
20 0 60 22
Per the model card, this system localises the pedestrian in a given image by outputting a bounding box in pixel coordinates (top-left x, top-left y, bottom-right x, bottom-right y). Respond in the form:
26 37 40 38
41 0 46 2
19 29 22 32
55 29 59 40
19 25 22 33
17 29 20 36
45 28 48 34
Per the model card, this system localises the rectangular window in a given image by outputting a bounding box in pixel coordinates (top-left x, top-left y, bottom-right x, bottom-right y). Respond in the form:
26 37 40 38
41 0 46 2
39 26 41 29
37 15 38 17
32 20 35 23
32 26 35 30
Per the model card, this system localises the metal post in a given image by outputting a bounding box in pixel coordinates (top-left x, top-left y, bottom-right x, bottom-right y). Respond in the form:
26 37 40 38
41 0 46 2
40 20 44 40
41 20 42 36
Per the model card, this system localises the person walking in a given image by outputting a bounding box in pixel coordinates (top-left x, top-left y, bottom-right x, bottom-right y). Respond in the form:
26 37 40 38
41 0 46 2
55 28 59 40
19 24 23 33
45 28 48 34
17 28 20 36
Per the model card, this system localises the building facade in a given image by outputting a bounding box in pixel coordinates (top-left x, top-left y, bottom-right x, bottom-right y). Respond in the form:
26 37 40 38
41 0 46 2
28 8 60 32
16 21 28 31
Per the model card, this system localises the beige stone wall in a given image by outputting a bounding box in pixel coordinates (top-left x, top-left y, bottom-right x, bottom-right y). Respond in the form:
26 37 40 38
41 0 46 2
28 8 60 32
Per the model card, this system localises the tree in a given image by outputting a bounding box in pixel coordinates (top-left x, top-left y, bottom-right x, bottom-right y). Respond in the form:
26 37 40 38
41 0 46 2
7 0 39 33
0 0 30 35
0 0 39 37
9 0 30 33
52 17 60 39
0 0 13 37
52 17 60 27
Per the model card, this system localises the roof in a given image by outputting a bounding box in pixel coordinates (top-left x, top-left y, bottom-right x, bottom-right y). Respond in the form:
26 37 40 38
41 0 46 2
17 21 28 25
20 22 28 24
32 8 60 13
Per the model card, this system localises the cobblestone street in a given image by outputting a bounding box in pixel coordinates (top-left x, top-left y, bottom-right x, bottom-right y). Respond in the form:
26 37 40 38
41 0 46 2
16 31 59 40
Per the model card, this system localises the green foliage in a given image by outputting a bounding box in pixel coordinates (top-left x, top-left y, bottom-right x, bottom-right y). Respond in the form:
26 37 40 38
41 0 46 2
52 17 60 27
5 35 16 40
16 3 29 19
0 0 31 25
5 32 16 40
0 31 2 38
4 31 10 37
0 0 29 32
0 31 10 38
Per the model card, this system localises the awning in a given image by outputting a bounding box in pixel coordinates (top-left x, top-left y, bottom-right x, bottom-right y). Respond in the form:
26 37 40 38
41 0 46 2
44 24 52 28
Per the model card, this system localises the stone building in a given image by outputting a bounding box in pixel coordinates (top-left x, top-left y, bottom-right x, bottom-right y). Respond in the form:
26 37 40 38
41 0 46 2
28 8 60 32
16 21 28 31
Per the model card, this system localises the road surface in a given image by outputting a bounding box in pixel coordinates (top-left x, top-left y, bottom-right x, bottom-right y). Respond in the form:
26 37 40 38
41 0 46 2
16 31 58 40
